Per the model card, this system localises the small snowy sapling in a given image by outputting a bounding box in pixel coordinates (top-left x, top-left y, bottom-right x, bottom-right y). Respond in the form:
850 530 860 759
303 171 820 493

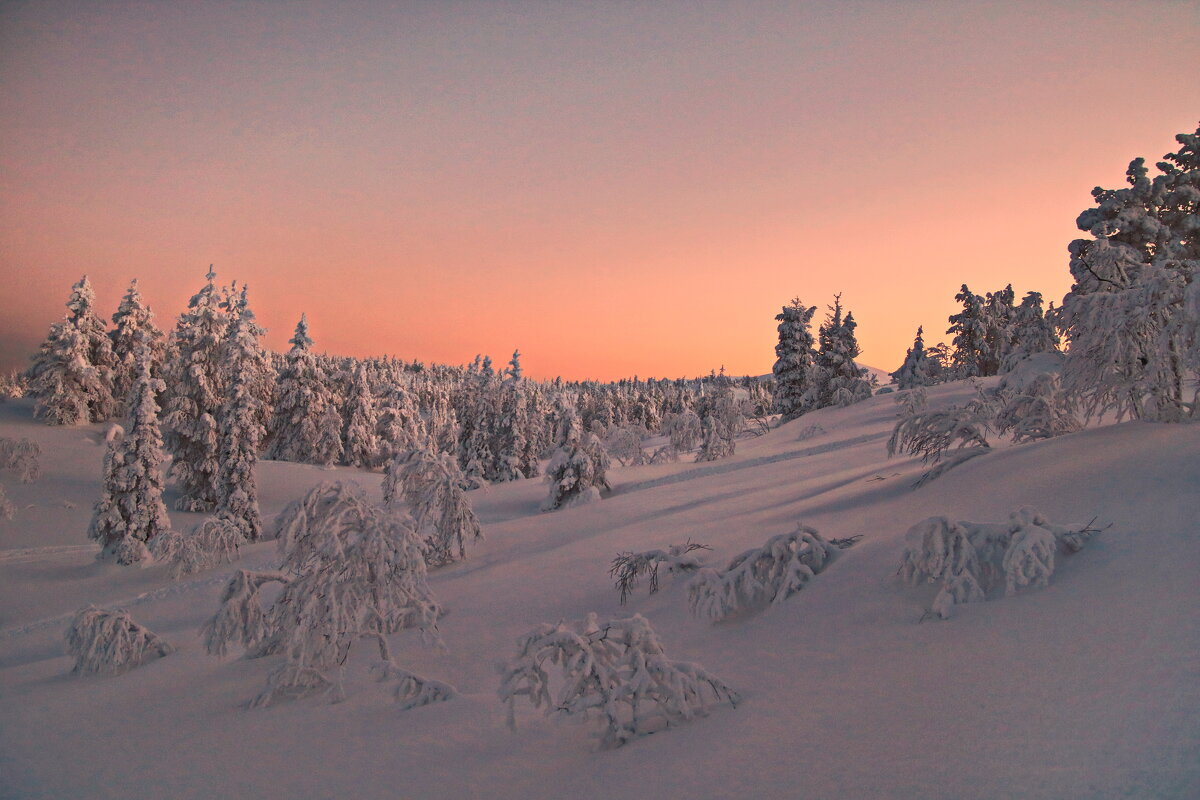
65 606 174 675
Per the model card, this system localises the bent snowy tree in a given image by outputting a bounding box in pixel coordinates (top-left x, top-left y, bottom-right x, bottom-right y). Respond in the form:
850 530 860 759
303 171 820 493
498 612 739 749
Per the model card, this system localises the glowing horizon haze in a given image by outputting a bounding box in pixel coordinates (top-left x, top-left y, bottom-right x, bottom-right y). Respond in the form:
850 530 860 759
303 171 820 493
2 1 1197 381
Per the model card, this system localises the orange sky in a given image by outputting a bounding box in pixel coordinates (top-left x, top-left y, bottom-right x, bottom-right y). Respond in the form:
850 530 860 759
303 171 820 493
2 1 1197 381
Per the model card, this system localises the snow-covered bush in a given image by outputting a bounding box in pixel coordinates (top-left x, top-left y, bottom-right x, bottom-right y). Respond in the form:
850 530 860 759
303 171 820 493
898 506 1103 619
605 425 649 466
0 437 41 483
661 410 702 454
65 606 174 675
887 397 992 464
498 612 739 749
993 372 1080 443
383 448 482 566
688 525 834 622
148 517 245 580
542 406 611 511
610 541 711 604
203 481 450 707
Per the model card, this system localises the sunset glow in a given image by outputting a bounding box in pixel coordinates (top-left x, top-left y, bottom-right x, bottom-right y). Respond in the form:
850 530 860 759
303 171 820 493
2 1 1197 380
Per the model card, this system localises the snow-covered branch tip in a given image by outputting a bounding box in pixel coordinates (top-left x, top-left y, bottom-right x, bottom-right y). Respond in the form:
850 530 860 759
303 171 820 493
899 506 1106 619
65 606 174 676
687 525 835 622
610 541 711 605
498 612 739 749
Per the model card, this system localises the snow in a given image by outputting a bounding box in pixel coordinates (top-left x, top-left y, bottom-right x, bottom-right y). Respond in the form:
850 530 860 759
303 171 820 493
1 385 1198 798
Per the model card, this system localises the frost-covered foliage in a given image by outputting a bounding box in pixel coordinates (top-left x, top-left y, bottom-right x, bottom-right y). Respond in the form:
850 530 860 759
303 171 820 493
149 517 245 580
27 275 117 425
812 295 873 408
1057 125 1199 422
899 507 1102 619
694 385 745 462
216 289 266 541
65 606 174 675
267 315 340 465
0 437 41 483
203 481 446 707
88 353 172 565
605 425 649 466
163 267 228 511
994 370 1080 443
342 362 380 468
610 541 711 604
542 402 611 511
498 612 739 748
892 326 935 389
772 298 818 420
887 394 992 465
383 448 482 566
109 279 165 408
687 525 834 622
661 410 702 455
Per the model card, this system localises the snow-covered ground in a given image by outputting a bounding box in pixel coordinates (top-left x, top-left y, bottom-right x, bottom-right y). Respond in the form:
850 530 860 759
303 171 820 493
1 384 1197 799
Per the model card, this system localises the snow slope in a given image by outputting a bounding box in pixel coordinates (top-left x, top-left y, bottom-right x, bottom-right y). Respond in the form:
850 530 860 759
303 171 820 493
1 386 1197 799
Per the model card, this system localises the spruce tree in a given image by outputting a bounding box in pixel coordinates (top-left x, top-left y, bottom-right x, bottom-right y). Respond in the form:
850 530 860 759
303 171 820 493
267 315 337 463
27 276 117 424
771 298 818 421
216 291 266 541
88 349 172 564
342 362 380 468
110 279 164 408
163 267 229 511
892 326 933 389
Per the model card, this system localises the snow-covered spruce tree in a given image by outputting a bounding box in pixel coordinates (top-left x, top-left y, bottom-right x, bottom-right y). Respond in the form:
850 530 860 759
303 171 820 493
1001 291 1059 372
946 284 1007 378
899 506 1102 619
892 326 934 389
222 286 275 437
65 606 174 675
26 276 118 425
203 481 452 707
376 384 427 463
687 525 834 622
215 292 266 541
812 295 872 408
383 448 482 566
109 279 165 408
1055 125 1199 421
694 384 745 462
542 401 611 511
162 267 228 511
341 362 380 468
267 315 338 464
498 612 739 749
0 437 41 483
772 298 819 421
88 351 172 565
610 541 711 604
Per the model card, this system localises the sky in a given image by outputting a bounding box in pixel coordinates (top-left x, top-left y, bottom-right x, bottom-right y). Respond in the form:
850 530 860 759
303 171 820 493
1 1 1197 382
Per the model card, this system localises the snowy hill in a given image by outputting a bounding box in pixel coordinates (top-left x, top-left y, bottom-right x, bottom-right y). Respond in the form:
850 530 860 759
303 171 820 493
1 386 1197 799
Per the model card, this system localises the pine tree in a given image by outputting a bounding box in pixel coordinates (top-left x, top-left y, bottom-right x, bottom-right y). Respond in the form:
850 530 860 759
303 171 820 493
216 291 266 541
892 326 933 389
163 267 229 511
267 315 337 463
947 284 988 378
771 298 818 421
88 349 172 564
1001 291 1060 372
813 296 872 408
27 276 117 424
110 279 165 408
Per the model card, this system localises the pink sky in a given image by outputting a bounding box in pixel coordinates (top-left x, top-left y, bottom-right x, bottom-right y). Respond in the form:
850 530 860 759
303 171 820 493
2 1 1197 380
